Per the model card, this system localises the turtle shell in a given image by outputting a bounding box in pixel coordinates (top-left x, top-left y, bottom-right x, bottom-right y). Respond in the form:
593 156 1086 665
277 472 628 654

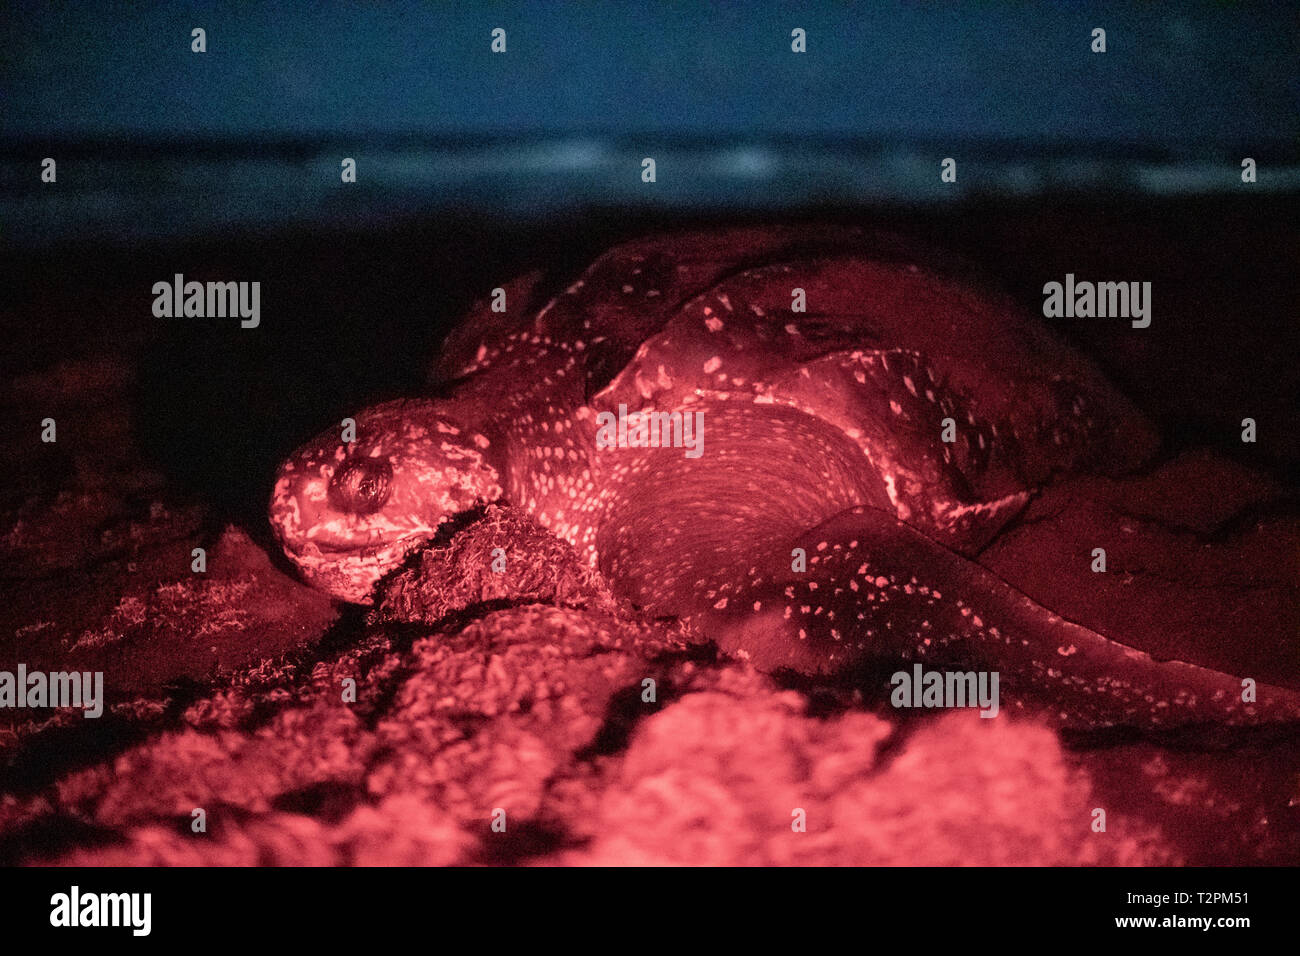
434 225 988 396
433 226 1158 488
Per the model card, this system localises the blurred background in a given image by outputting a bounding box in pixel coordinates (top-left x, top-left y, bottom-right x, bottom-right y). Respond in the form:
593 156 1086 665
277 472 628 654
2 0 1298 243
1 0 1297 519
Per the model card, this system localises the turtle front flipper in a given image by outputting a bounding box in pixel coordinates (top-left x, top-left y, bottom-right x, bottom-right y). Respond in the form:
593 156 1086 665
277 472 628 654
690 505 1300 732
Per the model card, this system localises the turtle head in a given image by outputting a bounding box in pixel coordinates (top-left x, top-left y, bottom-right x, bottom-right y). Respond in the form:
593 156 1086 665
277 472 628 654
269 399 502 603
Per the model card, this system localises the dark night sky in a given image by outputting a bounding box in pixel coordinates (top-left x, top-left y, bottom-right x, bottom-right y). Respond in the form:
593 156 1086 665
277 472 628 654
3 2 1296 246
3 0 1296 147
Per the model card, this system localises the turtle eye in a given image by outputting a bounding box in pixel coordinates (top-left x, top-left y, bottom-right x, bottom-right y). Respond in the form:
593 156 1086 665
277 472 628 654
328 456 394 515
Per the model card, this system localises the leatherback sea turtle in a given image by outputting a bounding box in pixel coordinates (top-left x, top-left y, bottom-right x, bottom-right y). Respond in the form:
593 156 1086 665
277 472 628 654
270 226 1300 730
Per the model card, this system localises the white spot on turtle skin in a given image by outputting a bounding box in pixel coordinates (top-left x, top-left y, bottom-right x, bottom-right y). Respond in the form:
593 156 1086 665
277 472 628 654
703 356 723 374
705 316 724 332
